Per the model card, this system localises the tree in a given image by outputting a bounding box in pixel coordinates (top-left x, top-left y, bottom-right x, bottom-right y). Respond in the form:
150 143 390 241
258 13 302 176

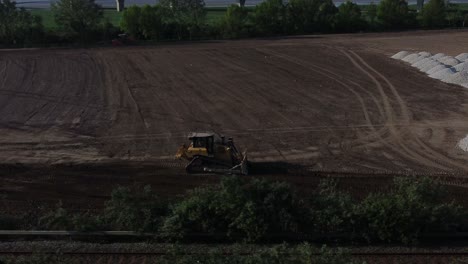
252 0 286 36
420 0 447 28
366 1 378 26
51 0 103 42
315 0 338 32
335 1 366 32
0 0 44 46
120 5 142 38
140 5 163 40
159 0 206 39
286 0 320 33
221 4 249 38
377 0 412 29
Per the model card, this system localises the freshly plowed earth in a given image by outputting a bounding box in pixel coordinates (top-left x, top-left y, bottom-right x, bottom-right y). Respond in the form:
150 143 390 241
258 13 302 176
2 30 468 212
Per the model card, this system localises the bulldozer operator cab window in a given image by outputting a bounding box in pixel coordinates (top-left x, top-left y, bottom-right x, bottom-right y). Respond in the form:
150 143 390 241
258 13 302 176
193 137 207 148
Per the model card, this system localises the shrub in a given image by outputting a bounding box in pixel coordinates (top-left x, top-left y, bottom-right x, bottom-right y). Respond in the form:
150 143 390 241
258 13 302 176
309 180 355 234
38 202 104 231
354 177 466 244
103 185 167 232
162 177 308 242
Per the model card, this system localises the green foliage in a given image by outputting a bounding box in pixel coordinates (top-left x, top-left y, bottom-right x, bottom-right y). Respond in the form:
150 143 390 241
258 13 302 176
286 0 320 33
335 1 367 32
315 0 338 32
162 177 308 242
309 180 355 234
221 5 250 38
159 0 206 39
354 177 465 244
38 202 104 231
420 0 447 28
367 2 378 24
51 0 103 42
377 0 413 29
252 0 286 35
140 5 163 40
0 0 44 46
103 185 167 232
120 5 141 38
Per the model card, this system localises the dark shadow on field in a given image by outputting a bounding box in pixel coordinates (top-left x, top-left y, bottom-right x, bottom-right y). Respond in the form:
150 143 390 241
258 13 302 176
248 161 308 175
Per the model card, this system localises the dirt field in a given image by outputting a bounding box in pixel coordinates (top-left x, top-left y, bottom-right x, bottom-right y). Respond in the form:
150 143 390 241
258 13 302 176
2 30 468 212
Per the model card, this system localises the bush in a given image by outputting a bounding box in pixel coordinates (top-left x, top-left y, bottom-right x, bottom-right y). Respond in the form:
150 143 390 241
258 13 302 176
103 185 167 232
162 177 308 242
286 0 321 34
309 180 355 234
354 177 466 244
38 202 104 231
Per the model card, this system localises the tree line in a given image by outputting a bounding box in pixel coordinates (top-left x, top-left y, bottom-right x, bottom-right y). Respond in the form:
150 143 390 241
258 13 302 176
1 0 468 47
1 176 466 245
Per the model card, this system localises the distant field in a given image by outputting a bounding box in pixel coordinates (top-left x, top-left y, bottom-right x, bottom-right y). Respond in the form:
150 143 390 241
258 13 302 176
30 9 123 29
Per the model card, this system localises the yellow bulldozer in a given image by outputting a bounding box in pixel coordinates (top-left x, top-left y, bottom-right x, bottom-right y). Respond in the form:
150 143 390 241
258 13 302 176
175 132 248 175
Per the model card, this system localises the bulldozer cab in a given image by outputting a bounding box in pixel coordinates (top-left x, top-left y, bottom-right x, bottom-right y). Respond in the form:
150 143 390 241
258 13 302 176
191 135 214 154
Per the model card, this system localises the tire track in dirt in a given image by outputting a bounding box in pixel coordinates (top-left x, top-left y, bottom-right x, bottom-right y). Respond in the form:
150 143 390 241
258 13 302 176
341 49 450 170
257 48 396 162
349 50 468 172
343 50 455 171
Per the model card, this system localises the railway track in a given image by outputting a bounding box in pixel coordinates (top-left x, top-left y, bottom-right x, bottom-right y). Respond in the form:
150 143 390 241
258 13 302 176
0 249 467 264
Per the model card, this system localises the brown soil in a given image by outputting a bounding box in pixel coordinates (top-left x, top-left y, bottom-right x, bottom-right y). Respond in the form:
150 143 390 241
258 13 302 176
2 30 468 212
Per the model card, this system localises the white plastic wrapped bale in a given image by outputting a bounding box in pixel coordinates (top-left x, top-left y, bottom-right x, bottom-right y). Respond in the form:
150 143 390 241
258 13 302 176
391 51 410 60
418 51 431 57
458 135 468 151
431 53 446 60
426 64 448 75
412 57 432 67
429 67 456 80
441 72 468 84
414 58 433 69
452 62 468 72
420 60 442 73
402 53 420 63
439 57 460 66
455 53 468 61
